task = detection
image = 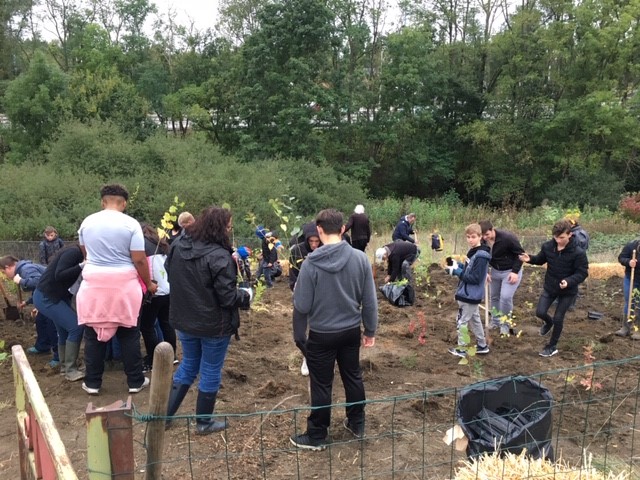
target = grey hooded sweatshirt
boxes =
[293,240,378,337]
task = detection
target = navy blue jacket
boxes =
[392,216,415,243]
[527,237,588,296]
[454,246,491,305]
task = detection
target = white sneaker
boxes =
[82,382,100,395]
[128,377,150,394]
[300,358,309,376]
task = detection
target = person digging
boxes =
[616,239,640,339]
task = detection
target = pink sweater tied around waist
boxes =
[76,265,143,342]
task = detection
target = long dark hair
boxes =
[141,223,169,255]
[188,206,232,249]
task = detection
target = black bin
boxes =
[457,376,554,461]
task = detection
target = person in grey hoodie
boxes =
[290,209,378,451]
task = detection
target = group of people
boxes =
[6,195,640,452]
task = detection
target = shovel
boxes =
[0,279,20,321]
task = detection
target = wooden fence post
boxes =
[145,342,174,480]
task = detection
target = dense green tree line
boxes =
[1,0,638,219]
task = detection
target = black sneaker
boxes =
[539,322,552,336]
[290,433,327,451]
[343,418,364,438]
[539,345,558,357]
[475,344,490,355]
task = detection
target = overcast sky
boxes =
[152,0,220,32]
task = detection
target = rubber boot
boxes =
[615,319,632,337]
[631,324,640,341]
[64,341,85,382]
[195,390,227,435]
[165,383,190,430]
[58,344,66,376]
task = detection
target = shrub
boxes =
[619,193,640,223]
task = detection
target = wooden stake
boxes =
[627,250,637,325]
[484,280,490,328]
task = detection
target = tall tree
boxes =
[238,0,335,158]
[4,51,70,159]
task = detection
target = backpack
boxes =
[571,226,589,251]
[431,233,443,252]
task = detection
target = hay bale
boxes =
[454,450,628,480]
[589,263,624,280]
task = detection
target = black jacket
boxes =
[261,238,279,264]
[345,213,371,242]
[488,229,524,273]
[386,241,418,281]
[36,245,84,303]
[527,237,588,296]
[618,239,640,278]
[166,234,250,338]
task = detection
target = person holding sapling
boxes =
[519,219,589,357]
[616,238,640,339]
[445,224,491,358]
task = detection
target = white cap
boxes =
[354,204,365,214]
[375,247,387,264]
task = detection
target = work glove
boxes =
[239,287,253,310]
[445,260,462,276]
[240,287,253,302]
[13,274,22,285]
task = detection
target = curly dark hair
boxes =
[188,206,232,249]
[100,184,129,201]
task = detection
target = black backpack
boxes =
[431,233,443,252]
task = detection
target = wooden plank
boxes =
[12,345,79,480]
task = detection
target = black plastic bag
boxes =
[456,376,554,461]
[379,283,415,307]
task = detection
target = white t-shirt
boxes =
[78,209,144,268]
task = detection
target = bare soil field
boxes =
[0,262,639,479]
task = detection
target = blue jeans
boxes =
[536,290,576,348]
[33,289,84,344]
[173,331,231,393]
[256,261,275,287]
[623,275,640,318]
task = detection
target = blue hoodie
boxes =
[15,260,46,292]
[293,241,378,337]
[453,246,491,305]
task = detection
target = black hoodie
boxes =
[166,234,250,338]
[288,223,321,290]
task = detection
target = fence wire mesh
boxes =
[128,356,640,480]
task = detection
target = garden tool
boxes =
[0,279,20,321]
